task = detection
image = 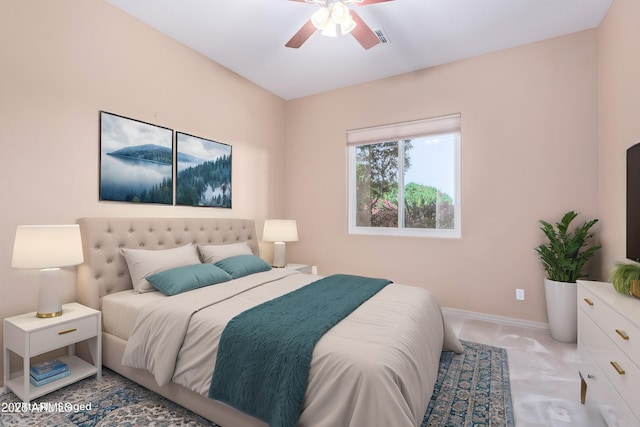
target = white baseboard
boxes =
[442,307,549,330]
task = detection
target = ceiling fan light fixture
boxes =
[286,0,392,49]
[321,17,338,37]
[331,2,350,23]
[331,1,356,34]
[340,14,357,34]
[311,6,330,30]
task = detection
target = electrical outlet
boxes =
[516,289,525,301]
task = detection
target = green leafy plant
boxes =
[535,211,601,283]
[610,262,640,295]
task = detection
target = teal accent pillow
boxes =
[146,263,232,296]
[215,255,271,279]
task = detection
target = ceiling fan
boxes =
[285,0,394,50]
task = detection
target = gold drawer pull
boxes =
[58,328,77,335]
[615,329,630,341]
[583,298,594,306]
[610,361,625,375]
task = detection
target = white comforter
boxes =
[122,269,462,427]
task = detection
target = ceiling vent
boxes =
[373,28,390,45]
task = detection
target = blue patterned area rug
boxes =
[1,340,513,427]
[423,340,514,427]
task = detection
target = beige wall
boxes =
[597,0,640,275]
[0,0,286,380]
[285,30,600,323]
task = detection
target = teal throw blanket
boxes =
[208,274,391,427]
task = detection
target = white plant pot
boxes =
[544,278,577,343]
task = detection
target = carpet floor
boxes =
[1,340,513,426]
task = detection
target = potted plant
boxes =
[535,211,601,342]
[610,262,640,298]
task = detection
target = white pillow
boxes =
[198,242,253,264]
[121,244,201,293]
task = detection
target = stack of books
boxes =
[29,359,70,387]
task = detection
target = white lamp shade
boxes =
[12,224,84,269]
[263,220,298,243]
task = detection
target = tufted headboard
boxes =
[76,217,260,310]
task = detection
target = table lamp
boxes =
[263,219,298,268]
[11,224,84,318]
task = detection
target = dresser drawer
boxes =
[29,315,98,355]
[578,350,639,427]
[579,309,640,421]
[579,286,640,365]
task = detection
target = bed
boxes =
[76,217,462,427]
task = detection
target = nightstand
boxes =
[3,302,101,403]
[287,263,314,274]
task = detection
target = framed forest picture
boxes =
[176,132,232,208]
[99,111,174,204]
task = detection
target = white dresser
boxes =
[577,280,640,427]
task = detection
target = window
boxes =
[347,114,461,238]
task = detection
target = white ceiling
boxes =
[106,0,612,100]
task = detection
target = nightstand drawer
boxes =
[29,316,97,355]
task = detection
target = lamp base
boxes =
[272,242,287,268]
[36,268,63,319]
[36,310,63,319]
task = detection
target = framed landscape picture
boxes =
[176,132,232,208]
[99,111,174,204]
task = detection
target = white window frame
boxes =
[347,114,461,238]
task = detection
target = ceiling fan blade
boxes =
[285,19,317,48]
[351,0,394,5]
[349,10,380,49]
